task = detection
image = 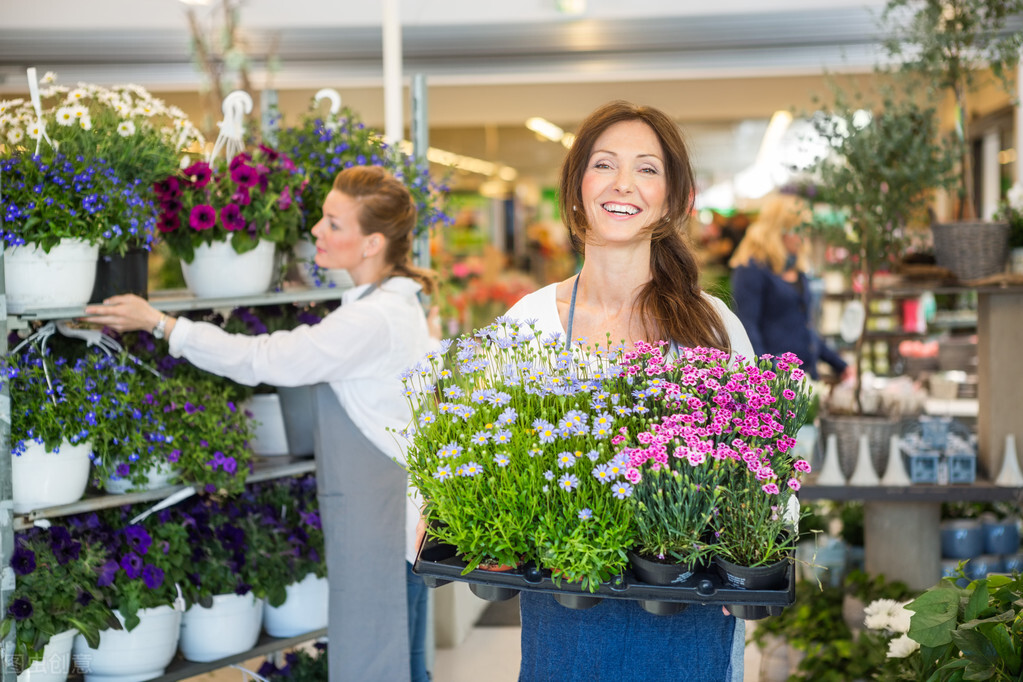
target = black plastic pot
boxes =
[89,248,149,303]
[469,583,519,602]
[553,592,602,610]
[628,551,705,586]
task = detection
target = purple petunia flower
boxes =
[220,203,246,231]
[75,589,94,606]
[189,204,217,231]
[142,564,165,590]
[278,186,293,210]
[11,546,35,576]
[7,598,33,621]
[124,525,152,555]
[154,176,181,200]
[120,552,143,579]
[183,161,213,188]
[231,163,259,188]
[97,559,119,587]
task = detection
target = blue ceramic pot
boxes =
[965,554,1004,581]
[940,519,983,559]
[980,516,1021,555]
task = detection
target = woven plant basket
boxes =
[932,221,1009,282]
[819,415,901,480]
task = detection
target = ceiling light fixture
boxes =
[526,117,565,144]
[397,141,517,180]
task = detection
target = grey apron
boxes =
[312,279,411,680]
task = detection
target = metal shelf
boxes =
[13,457,316,530]
[800,481,1022,503]
[7,284,348,321]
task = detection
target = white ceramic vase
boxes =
[244,393,290,456]
[263,573,329,638]
[4,238,99,312]
[71,605,182,682]
[849,433,880,486]
[16,629,76,682]
[180,239,275,298]
[11,440,92,514]
[178,592,264,662]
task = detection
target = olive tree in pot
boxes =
[800,82,955,473]
[883,0,1023,280]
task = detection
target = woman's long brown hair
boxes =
[559,100,730,352]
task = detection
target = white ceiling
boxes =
[0,0,890,190]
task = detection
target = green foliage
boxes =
[1,527,120,668]
[258,642,328,682]
[631,464,724,564]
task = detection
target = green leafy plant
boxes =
[801,82,955,413]
[257,642,328,682]
[902,569,1023,681]
[1,526,120,668]
[883,0,1023,219]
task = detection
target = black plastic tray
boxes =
[413,541,796,619]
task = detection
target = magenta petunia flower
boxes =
[183,161,213,187]
[231,162,258,188]
[229,152,252,171]
[233,188,252,206]
[153,177,181,200]
[189,204,216,231]
[278,186,293,211]
[220,203,245,231]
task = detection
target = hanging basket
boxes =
[4,238,99,312]
[932,221,1009,282]
[180,239,275,298]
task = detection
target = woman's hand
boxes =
[83,294,170,336]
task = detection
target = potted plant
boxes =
[153,143,307,298]
[273,97,450,287]
[882,0,1023,280]
[257,641,329,682]
[1,525,120,672]
[801,82,955,469]
[0,72,203,302]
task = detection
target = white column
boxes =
[981,129,1001,220]
[1017,51,1023,183]
[382,0,403,145]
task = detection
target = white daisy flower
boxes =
[67,88,88,102]
[40,71,57,84]
[27,123,43,140]
[0,98,24,115]
[886,634,920,659]
[69,103,88,119]
[117,120,136,137]
[55,106,76,126]
[7,128,24,144]
[78,115,92,131]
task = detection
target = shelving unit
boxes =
[1,284,345,682]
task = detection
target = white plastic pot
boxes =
[244,393,290,456]
[72,605,182,682]
[178,592,263,662]
[180,239,275,299]
[12,440,92,514]
[16,629,76,682]
[103,461,178,494]
[263,573,329,637]
[4,238,99,312]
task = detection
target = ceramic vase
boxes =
[814,434,846,486]
[848,433,880,486]
[180,239,275,299]
[71,605,182,682]
[11,440,92,514]
[880,435,911,486]
[178,592,263,662]
[4,238,99,312]
[244,393,290,456]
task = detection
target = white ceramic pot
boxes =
[11,440,92,514]
[263,573,329,638]
[4,239,99,313]
[292,238,354,289]
[16,629,76,682]
[178,592,263,662]
[103,461,178,494]
[180,239,275,299]
[244,393,290,456]
[1011,247,1023,274]
[72,605,182,682]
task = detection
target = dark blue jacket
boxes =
[730,261,846,380]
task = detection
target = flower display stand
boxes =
[414,540,795,621]
[71,605,182,682]
[178,593,263,662]
[15,629,76,682]
[4,239,99,313]
[180,239,275,299]
[11,440,92,514]
[262,573,328,637]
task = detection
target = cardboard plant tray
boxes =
[413,541,795,618]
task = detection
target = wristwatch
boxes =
[152,313,168,340]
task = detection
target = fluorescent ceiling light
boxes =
[178,0,215,5]
[397,140,516,180]
[526,117,565,143]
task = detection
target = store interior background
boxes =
[3,2,1019,680]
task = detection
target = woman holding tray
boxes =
[86,165,438,682]
[505,101,755,681]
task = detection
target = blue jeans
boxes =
[407,562,431,682]
[518,592,742,681]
